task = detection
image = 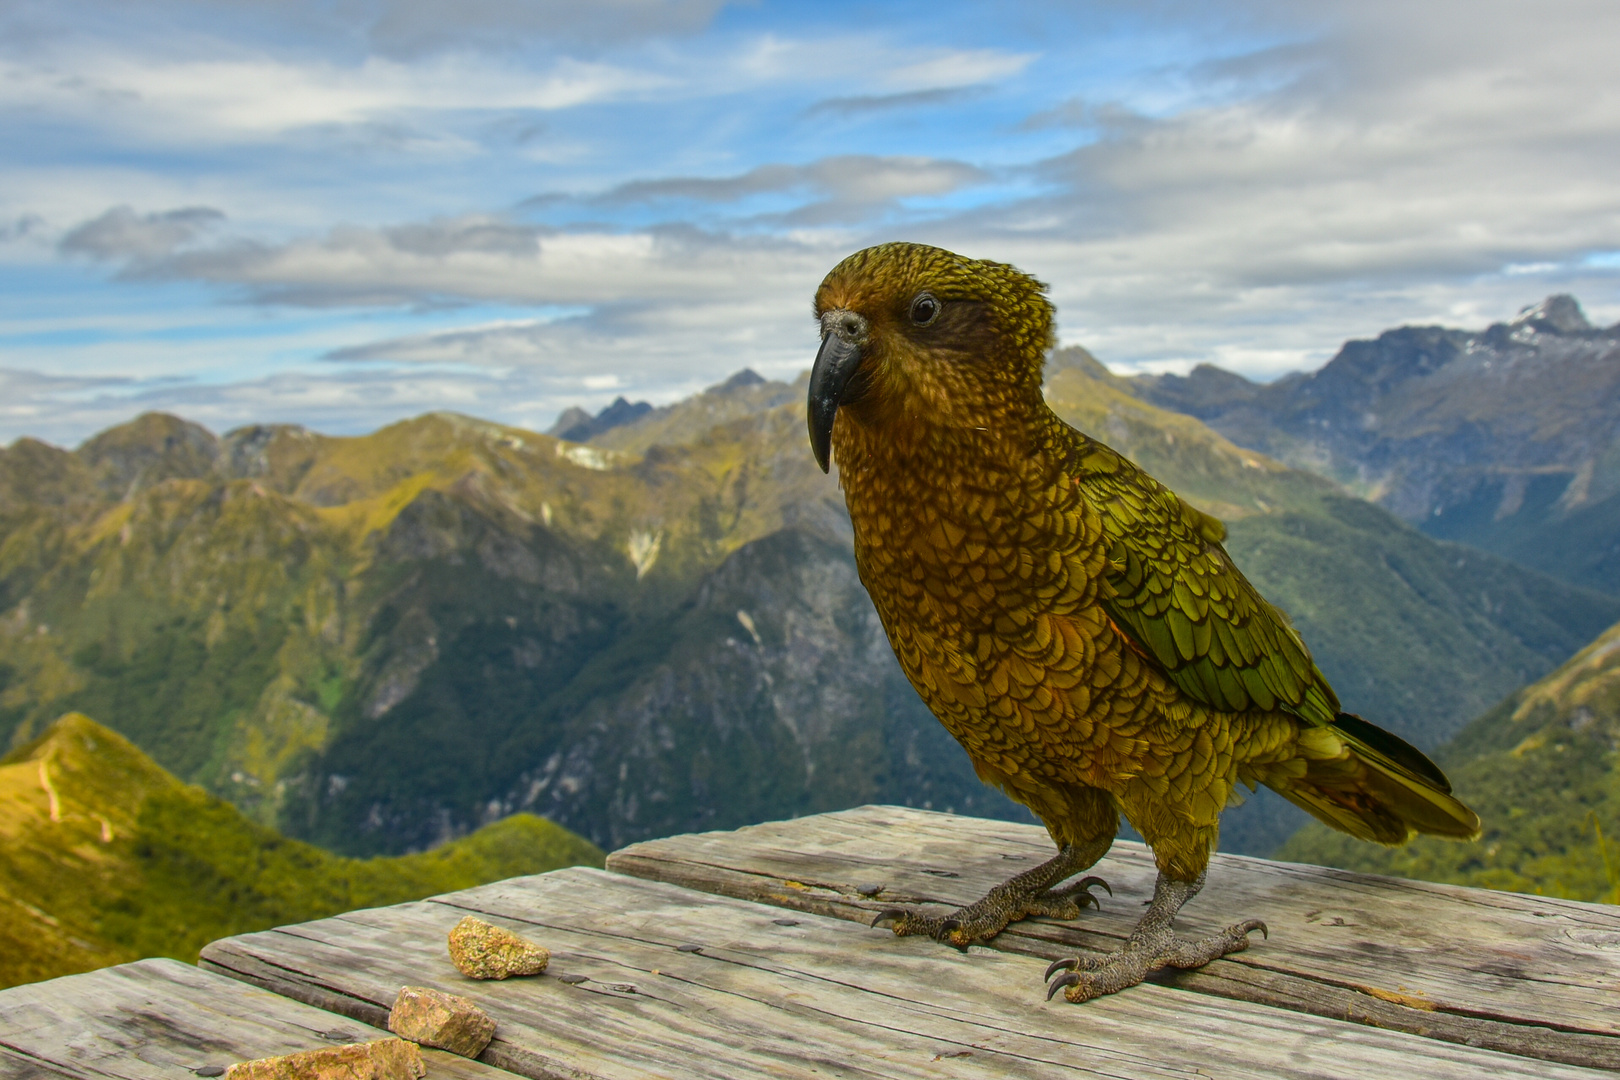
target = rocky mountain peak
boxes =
[709,368,766,394]
[547,397,654,443]
[74,412,221,498]
[546,407,592,438]
[1509,294,1591,335]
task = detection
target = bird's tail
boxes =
[1267,712,1481,845]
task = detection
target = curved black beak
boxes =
[808,312,866,473]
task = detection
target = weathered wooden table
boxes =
[4,807,1618,1079]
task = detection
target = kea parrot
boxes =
[806,242,1481,1003]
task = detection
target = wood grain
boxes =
[201,864,1610,1080]
[0,959,506,1080]
[606,804,1620,1070]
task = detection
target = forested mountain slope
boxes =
[2,361,1613,859]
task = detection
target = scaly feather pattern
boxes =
[1057,431,1342,729]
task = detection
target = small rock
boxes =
[388,985,496,1058]
[195,1068,225,1077]
[855,883,884,897]
[224,1038,423,1080]
[674,943,703,953]
[447,915,550,980]
[772,919,800,927]
[557,974,588,985]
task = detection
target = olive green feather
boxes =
[1063,435,1341,728]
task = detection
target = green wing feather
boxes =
[1058,428,1340,728]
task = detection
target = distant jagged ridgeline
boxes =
[0,357,1615,870]
[0,712,602,989]
[1129,295,1620,596]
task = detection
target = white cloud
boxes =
[0,0,734,58]
[0,52,668,144]
[59,205,225,261]
[732,33,1035,95]
[882,49,1036,92]
[5,0,1620,444]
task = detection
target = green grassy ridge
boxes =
[0,712,603,990]
[1277,619,1620,902]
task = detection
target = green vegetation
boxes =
[1278,619,1620,902]
[2,371,1615,860]
[0,712,602,989]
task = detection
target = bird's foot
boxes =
[1043,918,1265,1002]
[872,874,1109,948]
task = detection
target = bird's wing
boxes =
[1059,431,1340,727]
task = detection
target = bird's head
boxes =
[808,242,1054,473]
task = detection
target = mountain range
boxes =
[1132,295,1620,595]
[3,323,1616,861]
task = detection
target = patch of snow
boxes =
[627,528,663,579]
[557,443,617,471]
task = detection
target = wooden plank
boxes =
[0,1048,78,1080]
[200,865,1608,1080]
[0,958,509,1080]
[606,805,1620,1071]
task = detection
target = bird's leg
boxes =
[1043,870,1265,1003]
[871,843,1110,948]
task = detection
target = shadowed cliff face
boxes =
[2,359,1616,858]
[1131,296,1620,595]
[491,528,1029,852]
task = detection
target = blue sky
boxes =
[3,0,1619,445]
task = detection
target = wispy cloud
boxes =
[805,86,986,119]
[3,0,1619,444]
[60,205,226,262]
[0,53,670,145]
[595,154,991,226]
[0,0,735,58]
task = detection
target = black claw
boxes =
[1253,920,1269,941]
[1046,971,1081,1001]
[1080,875,1111,897]
[1043,956,1078,980]
[937,917,961,936]
[871,908,906,929]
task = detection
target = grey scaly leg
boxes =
[871,842,1110,948]
[1044,870,1266,1002]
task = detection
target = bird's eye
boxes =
[909,293,941,326]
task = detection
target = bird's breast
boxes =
[839,437,1098,639]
